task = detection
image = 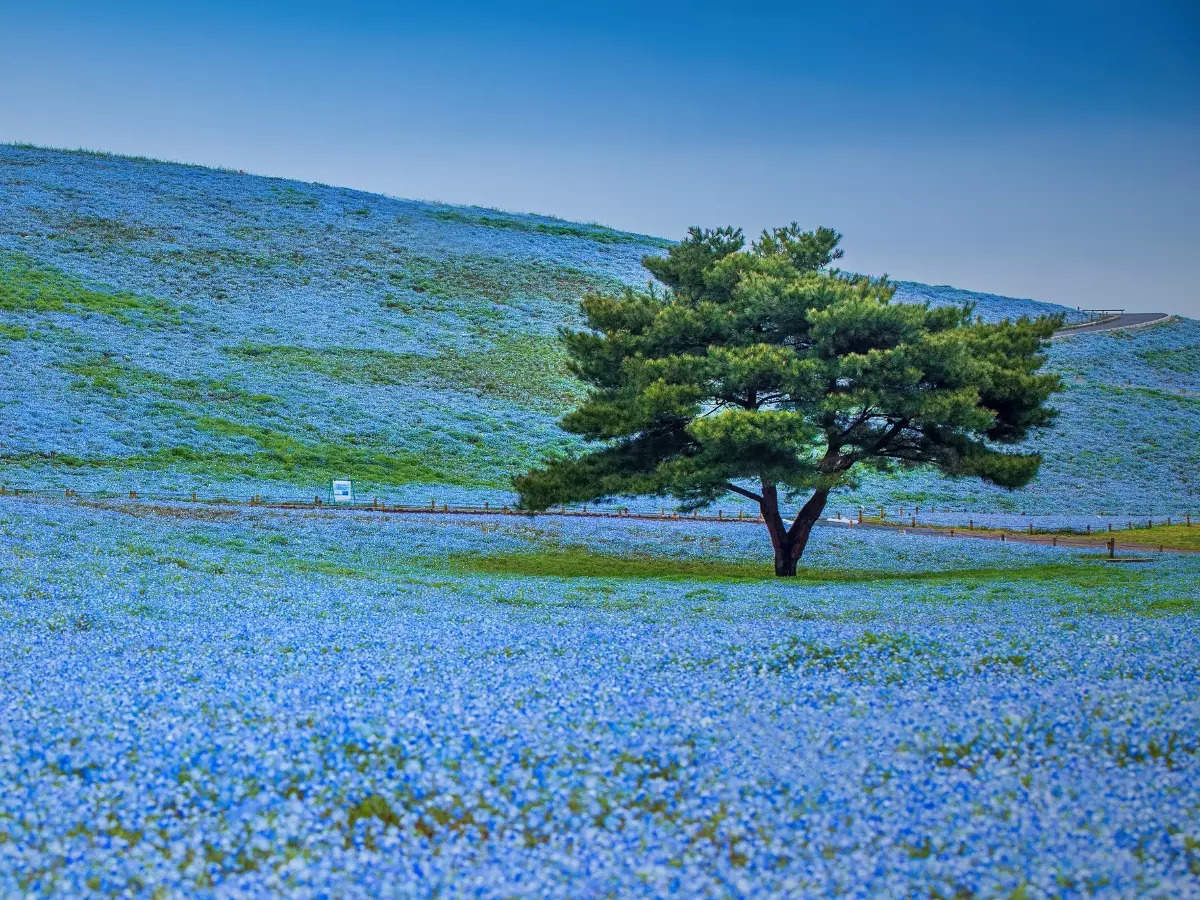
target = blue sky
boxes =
[2,1,1198,315]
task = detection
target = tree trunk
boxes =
[774,550,799,577]
[761,483,831,577]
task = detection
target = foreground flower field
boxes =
[2,497,1198,895]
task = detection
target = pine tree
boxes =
[515,225,1062,576]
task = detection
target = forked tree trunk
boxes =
[761,485,831,577]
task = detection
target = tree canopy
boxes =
[515,224,1062,575]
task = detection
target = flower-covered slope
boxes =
[1,143,1196,513]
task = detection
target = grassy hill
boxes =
[2,144,1197,514]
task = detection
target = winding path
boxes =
[1054,312,1171,337]
[2,491,1195,557]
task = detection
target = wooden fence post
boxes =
[858,507,863,523]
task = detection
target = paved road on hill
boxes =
[1055,312,1170,336]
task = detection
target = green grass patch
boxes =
[446,546,1125,585]
[140,414,462,486]
[0,409,476,487]
[764,631,952,682]
[62,357,128,394]
[271,185,320,208]
[1141,597,1200,616]
[861,517,1200,552]
[290,558,367,578]
[228,224,271,241]
[1094,382,1200,410]
[0,253,175,323]
[149,247,305,270]
[384,251,625,309]
[0,389,536,488]
[1,441,461,489]
[0,323,28,340]
[59,355,276,407]
[431,208,671,247]
[1137,345,1200,375]
[224,344,411,384]
[226,333,582,408]
[50,215,158,244]
[1052,523,1200,552]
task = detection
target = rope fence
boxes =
[1,485,1195,555]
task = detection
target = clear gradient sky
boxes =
[2,1,1198,316]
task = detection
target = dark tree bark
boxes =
[760,482,831,577]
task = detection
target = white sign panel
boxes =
[331,479,354,504]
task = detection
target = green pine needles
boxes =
[515,224,1063,576]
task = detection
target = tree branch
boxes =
[833,407,873,442]
[724,482,764,503]
[840,417,910,468]
[874,418,909,451]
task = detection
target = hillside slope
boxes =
[1,144,1197,514]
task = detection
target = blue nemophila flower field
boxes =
[1,496,1198,895]
[2,144,1198,517]
[2,143,1198,895]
